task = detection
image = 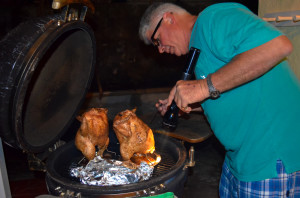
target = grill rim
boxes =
[46,133,187,194]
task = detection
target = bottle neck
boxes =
[169,100,179,113]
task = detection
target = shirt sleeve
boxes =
[199,5,283,62]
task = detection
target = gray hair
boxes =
[139,3,189,45]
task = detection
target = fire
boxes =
[130,151,161,166]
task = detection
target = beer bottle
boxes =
[162,47,200,131]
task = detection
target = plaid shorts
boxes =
[219,160,300,198]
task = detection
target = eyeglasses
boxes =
[151,18,163,47]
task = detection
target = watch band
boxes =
[206,74,220,99]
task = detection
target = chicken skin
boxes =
[113,109,155,161]
[75,108,109,160]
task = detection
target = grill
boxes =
[46,132,188,197]
[0,2,189,197]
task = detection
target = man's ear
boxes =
[163,12,175,24]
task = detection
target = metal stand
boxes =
[0,138,12,198]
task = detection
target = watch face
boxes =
[211,91,220,98]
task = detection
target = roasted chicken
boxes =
[113,109,155,161]
[75,108,109,160]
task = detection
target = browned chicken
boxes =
[75,108,109,160]
[113,109,155,161]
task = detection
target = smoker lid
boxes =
[0,15,96,153]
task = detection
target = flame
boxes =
[154,152,162,165]
[130,151,161,166]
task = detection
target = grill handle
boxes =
[52,0,95,22]
[185,146,195,168]
[52,0,95,13]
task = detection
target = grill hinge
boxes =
[27,140,66,172]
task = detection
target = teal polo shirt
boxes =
[190,3,300,181]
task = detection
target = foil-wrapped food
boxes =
[71,108,159,186]
[70,156,154,186]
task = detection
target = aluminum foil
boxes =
[70,156,154,186]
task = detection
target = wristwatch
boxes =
[206,74,220,99]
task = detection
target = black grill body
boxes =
[46,133,188,197]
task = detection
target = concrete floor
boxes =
[4,89,225,198]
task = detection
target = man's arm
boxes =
[212,35,293,93]
[169,35,293,111]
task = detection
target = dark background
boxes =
[0,0,258,92]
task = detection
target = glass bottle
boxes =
[162,47,200,131]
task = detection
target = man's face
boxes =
[148,15,189,56]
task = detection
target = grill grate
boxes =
[152,151,176,177]
[46,132,187,197]
[66,148,177,183]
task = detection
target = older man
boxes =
[139,2,300,197]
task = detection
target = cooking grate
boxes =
[152,151,176,177]
[66,147,177,184]
[46,132,187,197]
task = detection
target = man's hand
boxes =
[155,79,209,115]
[155,99,169,116]
[168,79,209,113]
[156,97,204,116]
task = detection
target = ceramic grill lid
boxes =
[0,8,96,153]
